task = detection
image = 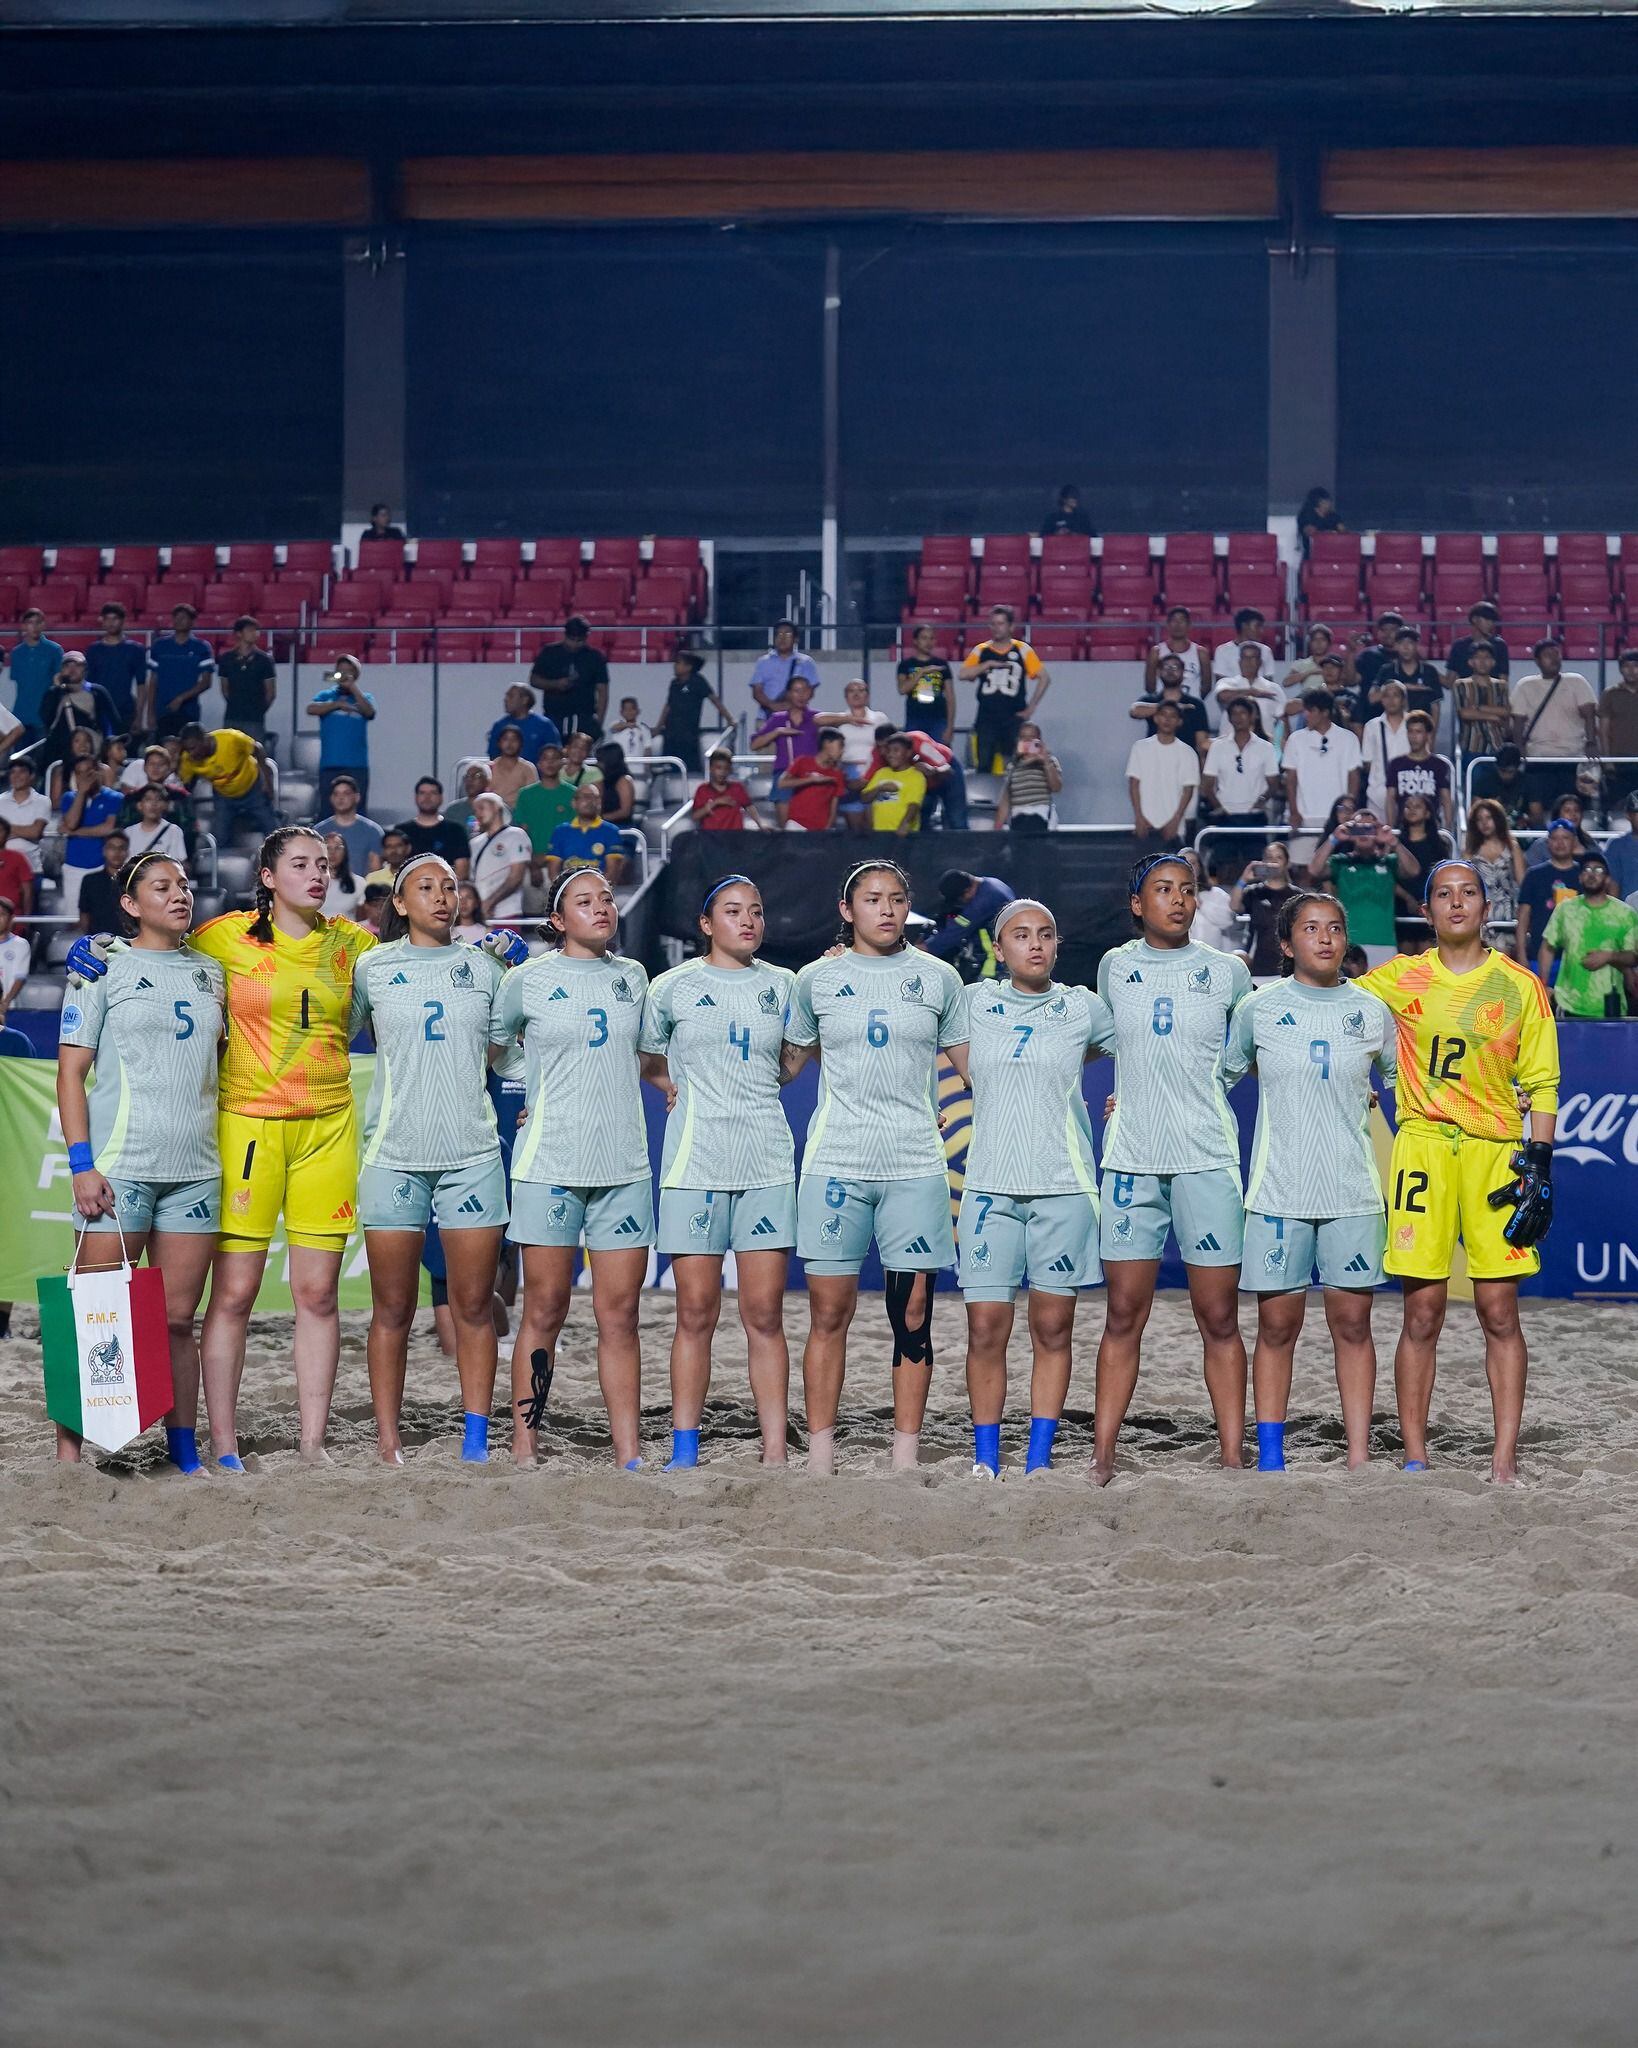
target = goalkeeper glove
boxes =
[65,933,124,987]
[1487,1140,1554,1250]
[468,927,529,969]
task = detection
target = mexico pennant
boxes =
[37,1237,173,1454]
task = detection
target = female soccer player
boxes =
[190,826,376,1467]
[498,869,653,1469]
[351,855,514,1466]
[1092,852,1253,1484]
[1358,860,1560,1483]
[1224,893,1395,1472]
[56,853,227,1470]
[783,860,965,1473]
[639,874,796,1468]
[945,899,1114,1478]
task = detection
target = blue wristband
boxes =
[68,1142,94,1174]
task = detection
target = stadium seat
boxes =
[977,569,1031,612]
[1026,628,1081,662]
[572,574,630,619]
[912,565,969,608]
[1367,567,1423,611]
[979,533,1032,569]
[226,543,277,576]
[1560,567,1614,609]
[357,537,406,577]
[531,538,584,576]
[1371,531,1425,569]
[107,545,159,581]
[307,632,371,665]
[1226,572,1285,615]
[26,580,79,614]
[282,541,336,575]
[86,578,146,615]
[165,544,218,580]
[592,537,642,574]
[378,602,438,630]
[1159,570,1219,614]
[902,599,965,628]
[460,577,511,618]
[1304,567,1361,613]
[0,546,44,580]
[412,538,465,575]
[471,537,524,576]
[51,546,102,581]
[1099,534,1153,575]
[1086,627,1149,661]
[0,587,18,622]
[374,627,429,662]
[154,575,204,612]
[1495,533,1546,572]
[1039,535,1092,573]
[1306,532,1361,573]
[648,536,701,569]
[631,572,693,615]
[1496,567,1550,611]
[1165,533,1220,573]
[509,575,571,618]
[1100,571,1157,620]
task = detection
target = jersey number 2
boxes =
[423,1000,446,1042]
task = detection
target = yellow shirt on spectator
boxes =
[862,763,928,833]
[190,729,260,801]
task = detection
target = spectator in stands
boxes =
[888,722,966,830]
[1511,640,1597,773]
[1444,600,1510,683]
[57,759,123,917]
[896,624,956,744]
[143,604,216,738]
[923,871,1014,979]
[1468,740,1539,833]
[321,834,362,922]
[1187,850,1238,952]
[961,608,1050,771]
[1145,608,1208,694]
[0,694,21,777]
[749,620,822,712]
[359,881,393,935]
[1600,649,1638,777]
[1607,789,1638,901]
[178,723,278,844]
[514,744,574,871]
[1211,608,1274,685]
[366,827,414,890]
[1347,612,1406,697]
[1539,853,1638,1018]
[594,743,636,828]
[607,697,656,758]
[1233,840,1299,978]
[818,677,894,794]
[367,503,406,543]
[1284,688,1363,845]
[1210,639,1285,734]
[123,783,187,866]
[560,729,604,794]
[1514,818,1585,967]
[0,896,30,1018]
[1383,710,1454,832]
[689,747,759,832]
[486,722,539,807]
[7,610,63,744]
[217,617,278,742]
[396,777,471,875]
[778,729,848,833]
[315,772,385,875]
[531,616,608,740]
[1369,626,1443,720]
[0,758,51,880]
[1126,698,1199,849]
[861,732,927,837]
[994,721,1061,834]
[445,759,491,835]
[1524,793,1596,870]
[1452,639,1511,758]
[39,653,119,776]
[1309,803,1411,965]
[306,653,377,815]
[1201,694,1280,834]
[1464,798,1526,932]
[654,650,727,775]
[48,728,100,809]
[752,674,822,825]
[1296,487,1344,550]
[453,882,486,944]
[1318,653,1362,731]
[77,829,131,937]
[487,683,560,764]
[1041,484,1093,538]
[1132,654,1212,759]
[547,780,628,884]
[119,741,182,800]
[0,820,35,922]
[469,793,534,921]
[1393,794,1453,917]
[1281,623,1337,703]
[85,603,147,734]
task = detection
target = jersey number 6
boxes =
[867,1007,890,1048]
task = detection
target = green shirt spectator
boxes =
[1539,858,1638,1018]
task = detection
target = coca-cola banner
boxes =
[1544,1022,1638,1298]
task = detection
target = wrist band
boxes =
[68,1142,94,1174]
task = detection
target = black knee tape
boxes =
[884,1269,934,1370]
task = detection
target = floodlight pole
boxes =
[821,237,841,651]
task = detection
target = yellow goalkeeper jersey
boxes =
[1356,947,1559,1143]
[191,912,375,1119]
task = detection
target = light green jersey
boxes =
[59,946,226,1182]
[1096,939,1252,1176]
[639,958,796,1190]
[956,979,1115,1197]
[786,949,965,1182]
[1224,979,1396,1220]
[497,951,650,1188]
[350,940,511,1173]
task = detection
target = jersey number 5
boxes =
[173,999,194,1041]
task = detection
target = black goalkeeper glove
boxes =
[1487,1140,1554,1250]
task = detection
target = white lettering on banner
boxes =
[1574,1243,1638,1285]
[36,1153,72,1192]
[1554,1093,1638,1168]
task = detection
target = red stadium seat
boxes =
[0,546,44,580]
[471,537,524,575]
[902,599,965,627]
[1226,573,1285,614]
[1367,567,1423,611]
[572,574,630,619]
[0,586,18,623]
[209,576,262,617]
[412,539,465,575]
[1560,568,1614,608]
[1371,531,1425,569]
[976,569,1031,611]
[435,633,486,662]
[460,578,511,618]
[1495,533,1546,572]
[51,546,102,581]
[282,541,336,575]
[165,544,218,580]
[86,579,146,615]
[107,545,159,580]
[631,573,693,614]
[378,603,439,630]
[1304,568,1361,612]
[648,536,701,570]
[1026,629,1082,662]
[1039,535,1092,573]
[1100,534,1153,575]
[508,577,571,619]
[1085,626,1148,661]
[1165,532,1220,573]
[591,537,642,573]
[1100,571,1157,620]
[531,538,584,576]
[912,565,969,607]
[306,632,371,665]
[1496,567,1550,610]
[1159,570,1219,614]
[1307,532,1361,572]
[25,580,79,614]
[227,543,277,576]
[154,575,203,612]
[356,537,406,578]
[374,628,429,663]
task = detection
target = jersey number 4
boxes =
[729,1022,751,1061]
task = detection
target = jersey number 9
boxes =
[1309,1037,1330,1079]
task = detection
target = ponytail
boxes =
[248,825,326,944]
[835,859,911,950]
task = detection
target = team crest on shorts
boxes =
[392,1178,416,1210]
[757,984,780,1014]
[820,1212,844,1246]
[689,1207,712,1239]
[230,1186,252,1216]
[450,959,475,989]
[547,1198,571,1228]
[1263,1242,1287,1273]
[968,1239,991,1269]
[1395,1223,1416,1250]
[900,973,925,1001]
[610,975,634,1004]
[1343,1009,1367,1039]
[1113,1215,1133,1244]
[118,1186,144,1213]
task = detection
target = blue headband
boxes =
[1422,857,1488,906]
[700,872,755,915]
[1129,852,1193,895]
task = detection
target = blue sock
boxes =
[164,1426,201,1475]
[1025,1416,1060,1473]
[972,1421,1001,1474]
[623,1457,644,1472]
[1256,1421,1286,1472]
[1403,1459,1427,1472]
[216,1452,245,1473]
[461,1412,489,1463]
[666,1428,700,1470]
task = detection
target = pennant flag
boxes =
[37,1259,173,1453]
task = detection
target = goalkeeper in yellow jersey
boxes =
[1358,860,1559,1483]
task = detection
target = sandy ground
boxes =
[3,1287,1637,2048]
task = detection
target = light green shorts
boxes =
[359,1156,508,1232]
[509,1177,655,1251]
[85,1175,220,1235]
[797,1171,955,1277]
[1099,1166,1244,1266]
[1240,1209,1386,1292]
[957,1187,1101,1301]
[659,1183,797,1256]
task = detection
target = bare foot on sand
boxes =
[376,1442,404,1468]
[1490,1459,1520,1486]
[1090,1458,1116,1487]
[298,1442,333,1468]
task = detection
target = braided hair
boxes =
[248,825,327,944]
[836,859,912,951]
[1274,889,1347,975]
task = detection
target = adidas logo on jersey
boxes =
[1404,998,1423,1017]
[1126,970,1143,984]
[135,976,154,992]
[613,1214,643,1236]
[1194,1233,1221,1253]
[1045,1254,1077,1275]
[1276,1012,1298,1027]
[835,983,856,998]
[750,1215,777,1237]
[548,987,569,1001]
[1343,1253,1372,1274]
[330,1201,355,1223]
[987,1002,1005,1015]
[389,971,409,986]
[902,1236,932,1257]
[455,1193,487,1216]
[695,993,717,1007]
[184,1201,212,1222]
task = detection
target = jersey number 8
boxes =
[1151,996,1173,1037]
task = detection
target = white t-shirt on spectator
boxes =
[1126,734,1200,830]
[1283,723,1362,828]
[0,791,53,872]
[471,824,533,920]
[323,875,363,921]
[1151,641,1204,689]
[1211,673,1285,732]
[125,819,187,863]
[1360,712,1411,814]
[829,709,892,776]
[1191,886,1238,953]
[607,719,656,757]
[1202,731,1279,808]
[0,932,29,997]
[1212,638,1276,682]
[1511,669,1595,759]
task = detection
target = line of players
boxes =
[54,831,1560,1483]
